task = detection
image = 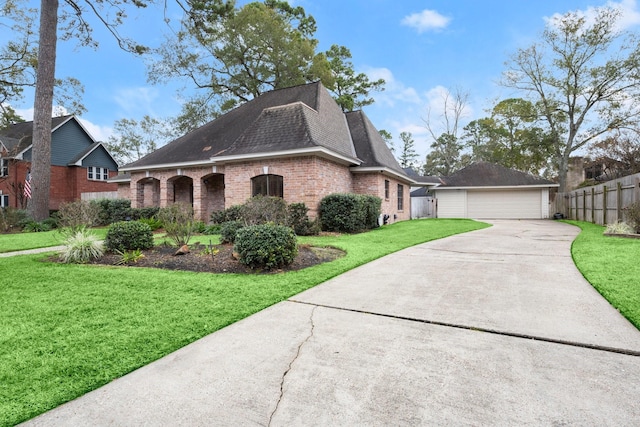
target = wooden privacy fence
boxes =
[556,172,640,225]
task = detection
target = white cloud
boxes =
[113,86,160,117]
[401,9,451,33]
[78,118,114,142]
[423,85,474,135]
[545,0,640,31]
[363,66,422,107]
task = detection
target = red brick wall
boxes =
[0,160,116,210]
[123,157,411,223]
[352,173,411,223]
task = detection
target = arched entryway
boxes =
[135,177,160,208]
[168,175,194,206]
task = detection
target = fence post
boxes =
[603,185,607,225]
[582,190,586,221]
[635,177,640,203]
[617,182,623,222]
[591,187,595,223]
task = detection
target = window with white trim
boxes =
[0,159,7,177]
[87,166,109,181]
[0,194,8,208]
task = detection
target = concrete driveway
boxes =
[23,220,640,426]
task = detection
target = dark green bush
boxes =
[22,220,51,232]
[220,220,244,243]
[287,202,319,236]
[210,204,245,224]
[242,196,288,225]
[104,221,154,253]
[234,224,298,270]
[92,198,132,225]
[319,193,381,233]
[192,221,207,234]
[130,206,160,220]
[203,224,221,235]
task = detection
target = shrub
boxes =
[130,206,160,220]
[623,201,640,233]
[114,249,145,265]
[242,196,288,225]
[156,203,194,247]
[319,193,382,233]
[57,200,101,231]
[59,229,104,263]
[137,216,163,231]
[0,208,29,233]
[202,224,221,235]
[360,195,382,230]
[234,224,298,270]
[92,198,132,225]
[220,220,244,243]
[192,221,207,234]
[605,221,634,235]
[286,202,319,236]
[210,204,245,225]
[104,221,154,253]
[22,220,52,233]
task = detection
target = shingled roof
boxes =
[120,82,412,183]
[346,111,406,176]
[439,162,556,187]
[122,82,362,170]
[0,116,73,157]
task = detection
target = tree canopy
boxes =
[149,0,384,130]
[502,6,640,192]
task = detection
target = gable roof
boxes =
[0,115,92,158]
[68,142,118,167]
[438,162,557,188]
[122,82,361,171]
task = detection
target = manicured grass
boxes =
[0,219,488,426]
[566,220,640,330]
[0,228,109,253]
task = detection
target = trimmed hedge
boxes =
[233,224,298,270]
[104,221,154,253]
[319,193,381,233]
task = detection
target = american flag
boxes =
[24,171,31,199]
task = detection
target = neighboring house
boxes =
[0,115,118,210]
[117,81,414,222]
[433,162,558,219]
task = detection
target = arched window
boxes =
[252,174,283,197]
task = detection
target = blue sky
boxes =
[5,0,640,161]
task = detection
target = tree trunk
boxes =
[28,0,58,221]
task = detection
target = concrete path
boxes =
[22,220,640,426]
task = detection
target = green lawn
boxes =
[566,220,640,330]
[0,228,109,253]
[0,219,488,426]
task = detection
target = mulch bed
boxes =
[81,242,345,274]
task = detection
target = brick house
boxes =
[0,115,118,210]
[117,82,414,223]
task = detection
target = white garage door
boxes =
[435,190,466,218]
[467,190,542,219]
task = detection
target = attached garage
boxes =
[433,162,558,220]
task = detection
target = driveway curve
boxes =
[24,220,640,426]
